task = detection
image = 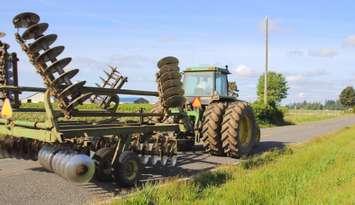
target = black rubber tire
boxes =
[201,102,227,155]
[160,79,183,91]
[112,151,142,187]
[221,101,258,158]
[160,87,184,99]
[163,95,186,108]
[159,64,180,73]
[158,71,181,83]
[157,56,179,68]
[92,147,114,182]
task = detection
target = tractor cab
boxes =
[183,66,232,105]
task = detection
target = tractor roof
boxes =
[184,66,231,74]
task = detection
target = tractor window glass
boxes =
[216,73,228,96]
[183,72,214,96]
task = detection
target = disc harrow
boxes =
[130,132,178,166]
[0,35,20,107]
[13,12,92,117]
[91,66,127,111]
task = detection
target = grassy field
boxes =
[284,109,347,124]
[111,126,355,205]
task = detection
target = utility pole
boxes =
[264,16,269,105]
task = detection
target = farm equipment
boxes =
[0,12,259,187]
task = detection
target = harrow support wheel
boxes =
[221,101,258,158]
[112,151,141,187]
[201,101,227,156]
[93,147,114,182]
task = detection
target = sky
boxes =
[1,0,355,104]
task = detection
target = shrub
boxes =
[252,100,286,125]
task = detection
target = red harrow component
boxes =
[91,66,127,111]
[0,33,20,107]
[12,12,92,117]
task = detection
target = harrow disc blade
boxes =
[0,32,5,38]
[36,46,64,64]
[45,57,72,74]
[58,81,86,98]
[52,69,79,86]
[152,155,160,165]
[171,156,178,166]
[13,12,40,28]
[141,155,151,165]
[161,156,169,166]
[29,34,58,53]
[65,92,93,111]
[21,23,49,40]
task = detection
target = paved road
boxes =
[0,115,354,205]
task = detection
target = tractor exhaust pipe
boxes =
[38,145,95,183]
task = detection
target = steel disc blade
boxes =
[13,12,40,28]
[29,34,57,53]
[161,156,169,166]
[58,81,86,98]
[45,57,72,74]
[63,154,95,183]
[0,32,6,38]
[66,92,93,111]
[36,46,64,64]
[52,69,79,85]
[21,23,48,40]
[171,156,178,166]
[152,155,160,165]
[142,155,151,165]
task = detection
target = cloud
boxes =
[108,55,152,69]
[234,64,258,78]
[298,92,305,98]
[288,50,304,56]
[343,35,355,47]
[308,48,338,58]
[306,68,328,76]
[286,74,304,82]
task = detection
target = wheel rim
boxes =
[238,115,252,148]
[126,160,138,181]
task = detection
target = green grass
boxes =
[284,109,347,124]
[110,126,355,205]
[11,102,153,122]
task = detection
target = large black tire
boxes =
[221,101,258,158]
[156,56,185,108]
[201,102,227,155]
[157,56,179,68]
[92,147,114,182]
[112,151,142,187]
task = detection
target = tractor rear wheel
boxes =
[221,101,258,158]
[201,102,227,155]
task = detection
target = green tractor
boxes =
[154,57,260,158]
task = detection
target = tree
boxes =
[257,71,289,104]
[339,86,355,107]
